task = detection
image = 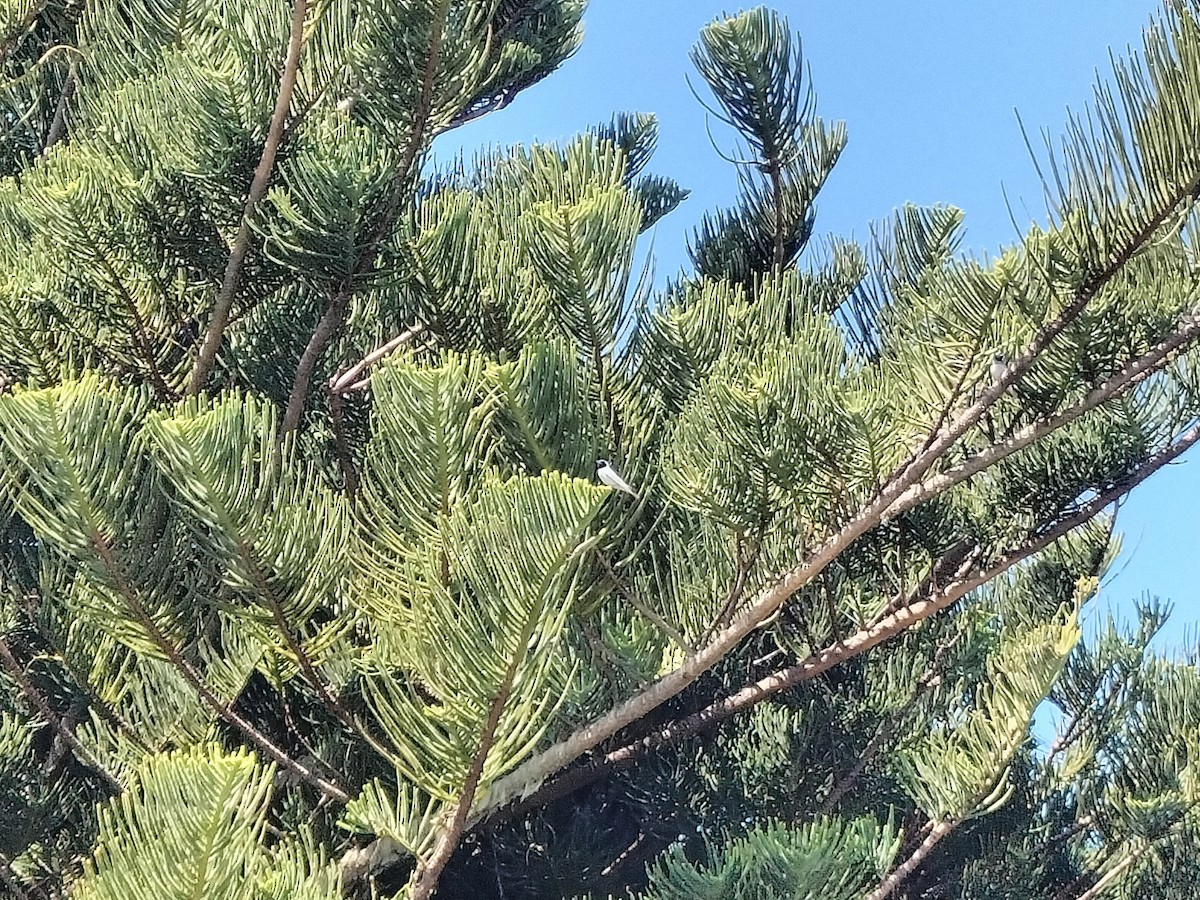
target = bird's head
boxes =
[993,352,1006,363]
[596,458,610,470]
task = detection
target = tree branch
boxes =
[280,0,452,435]
[88,529,349,802]
[865,817,955,900]
[474,181,1200,821]
[0,635,123,794]
[410,619,528,899]
[42,64,74,153]
[188,0,309,395]
[480,418,1200,827]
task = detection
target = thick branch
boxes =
[1074,845,1146,900]
[474,184,1199,820]
[482,418,1200,827]
[865,818,956,900]
[188,0,309,395]
[89,531,349,802]
[410,628,527,898]
[280,0,450,435]
[886,316,1200,523]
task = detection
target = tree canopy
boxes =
[3,1,1200,898]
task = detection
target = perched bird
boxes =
[990,352,1010,384]
[596,459,638,499]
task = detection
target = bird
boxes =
[596,459,638,499]
[989,352,1010,384]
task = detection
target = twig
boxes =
[188,0,310,395]
[42,64,74,153]
[596,552,692,652]
[0,635,123,794]
[329,323,426,395]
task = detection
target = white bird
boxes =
[596,459,638,499]
[990,352,1010,384]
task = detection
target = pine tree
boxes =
[2,1,1200,898]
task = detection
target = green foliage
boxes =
[3,1,1200,899]
[642,817,901,900]
[74,745,341,900]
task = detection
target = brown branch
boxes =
[328,388,359,496]
[473,176,1200,822]
[1074,845,1147,900]
[865,817,956,900]
[0,635,123,794]
[329,323,426,395]
[87,529,349,802]
[188,0,309,395]
[410,629,525,899]
[234,536,396,766]
[281,288,353,434]
[281,0,451,435]
[481,419,1200,828]
[42,64,74,153]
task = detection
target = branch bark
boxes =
[474,181,1200,820]
[280,0,451,435]
[88,529,349,802]
[0,635,123,794]
[187,0,309,395]
[865,818,955,900]
[481,417,1200,827]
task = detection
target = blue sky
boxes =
[434,2,1198,645]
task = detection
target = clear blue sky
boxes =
[434,2,1198,645]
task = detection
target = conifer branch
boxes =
[816,640,951,815]
[234,537,397,765]
[597,551,692,653]
[0,635,123,794]
[476,169,1200,822]
[865,817,955,900]
[87,529,350,802]
[188,0,309,395]
[480,416,1200,827]
[411,616,527,899]
[19,593,152,754]
[888,315,1200,521]
[281,0,451,434]
[0,850,34,900]
[0,0,46,69]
